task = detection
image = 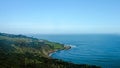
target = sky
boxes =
[0,0,120,34]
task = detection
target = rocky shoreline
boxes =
[48,45,71,58]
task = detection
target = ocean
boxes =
[30,34,120,68]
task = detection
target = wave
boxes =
[49,53,53,56]
[65,44,77,48]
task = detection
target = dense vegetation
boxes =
[0,33,100,68]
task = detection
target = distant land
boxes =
[0,33,100,68]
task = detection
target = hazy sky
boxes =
[0,0,120,34]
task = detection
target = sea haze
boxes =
[29,34,120,68]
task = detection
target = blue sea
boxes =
[30,34,120,68]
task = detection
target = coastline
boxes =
[48,45,71,58]
[0,33,101,68]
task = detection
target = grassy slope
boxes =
[0,33,100,68]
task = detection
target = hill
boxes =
[0,33,100,68]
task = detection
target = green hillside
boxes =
[0,33,100,68]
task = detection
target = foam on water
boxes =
[65,44,77,48]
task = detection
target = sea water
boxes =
[31,34,120,68]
